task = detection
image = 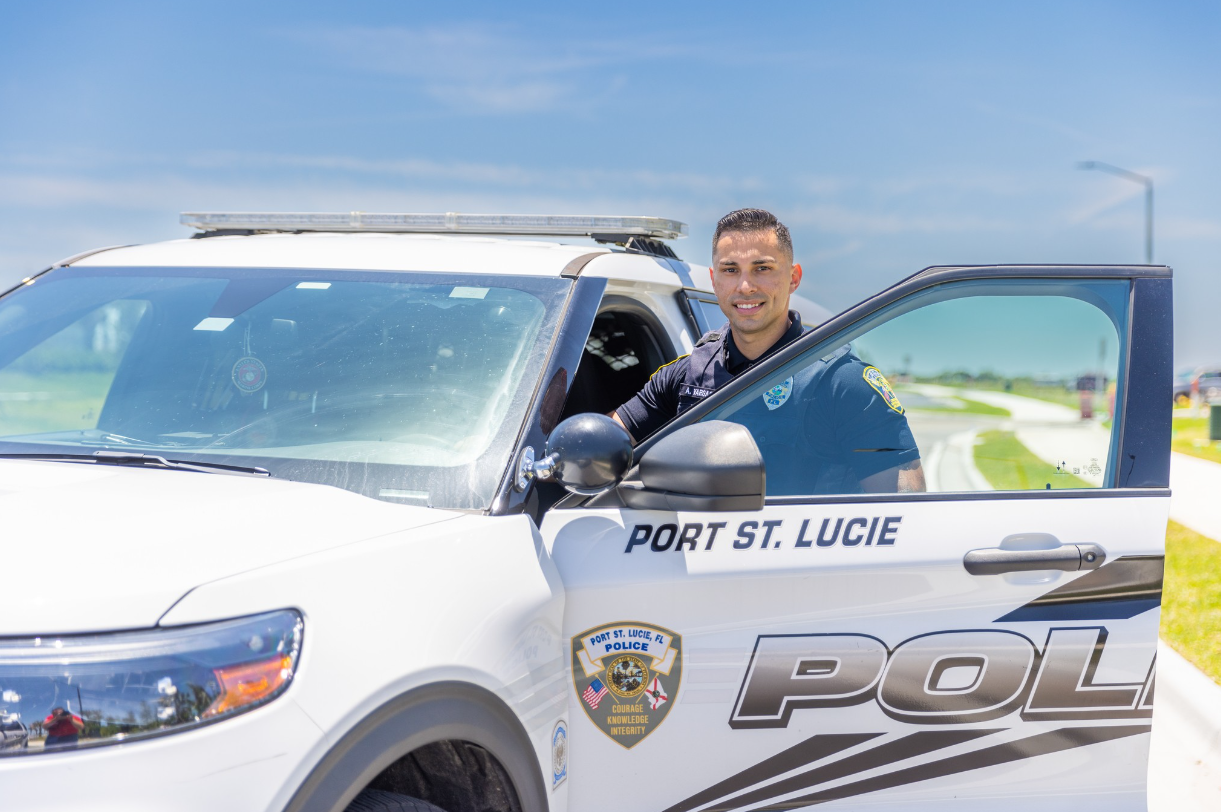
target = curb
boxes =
[1156,640,1221,759]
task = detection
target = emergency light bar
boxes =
[180,212,688,240]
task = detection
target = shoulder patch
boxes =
[650,354,689,381]
[863,366,904,414]
[762,377,794,410]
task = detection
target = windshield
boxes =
[0,266,570,509]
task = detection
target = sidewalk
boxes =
[1169,452,1221,541]
[1149,643,1221,810]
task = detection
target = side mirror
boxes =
[516,413,633,495]
[619,421,764,511]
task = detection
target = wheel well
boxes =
[365,740,521,812]
[283,682,547,812]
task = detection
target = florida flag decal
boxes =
[645,676,668,710]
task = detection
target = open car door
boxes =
[542,265,1171,811]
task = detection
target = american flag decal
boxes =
[582,677,610,710]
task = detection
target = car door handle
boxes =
[963,543,1106,575]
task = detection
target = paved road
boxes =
[902,384,1108,491]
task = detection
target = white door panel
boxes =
[546,495,1166,811]
[545,267,1171,810]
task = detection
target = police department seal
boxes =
[572,621,683,749]
[550,720,567,788]
[607,654,648,698]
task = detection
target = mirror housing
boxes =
[619,421,765,511]
[518,413,633,495]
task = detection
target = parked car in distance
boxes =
[1173,365,1221,405]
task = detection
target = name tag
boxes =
[679,385,713,400]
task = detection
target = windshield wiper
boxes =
[0,451,271,477]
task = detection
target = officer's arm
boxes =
[610,411,637,444]
[860,459,926,493]
[611,357,684,446]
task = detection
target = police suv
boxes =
[0,212,1171,812]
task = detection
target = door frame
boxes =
[576,264,1172,510]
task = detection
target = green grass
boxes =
[973,430,1093,490]
[964,381,1089,411]
[1162,520,1221,683]
[0,370,114,434]
[905,396,1011,417]
[1170,415,1221,465]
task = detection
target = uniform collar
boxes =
[725,310,804,374]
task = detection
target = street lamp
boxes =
[1077,161,1153,264]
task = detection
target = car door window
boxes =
[701,279,1128,495]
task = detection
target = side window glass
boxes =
[702,279,1129,496]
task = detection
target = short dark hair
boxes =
[712,208,793,258]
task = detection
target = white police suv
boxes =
[0,212,1171,812]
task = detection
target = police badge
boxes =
[571,621,682,748]
[762,376,793,410]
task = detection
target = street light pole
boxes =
[1077,161,1154,264]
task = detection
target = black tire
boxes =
[345,789,447,812]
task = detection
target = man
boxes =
[612,208,924,494]
[43,706,84,747]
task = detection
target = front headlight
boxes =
[0,609,302,756]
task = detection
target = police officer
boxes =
[612,208,924,495]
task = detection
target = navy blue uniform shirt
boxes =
[617,316,805,440]
[615,315,918,494]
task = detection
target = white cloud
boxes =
[805,239,864,265]
[284,23,695,114]
[28,149,765,198]
[972,102,1101,147]
[789,203,1015,235]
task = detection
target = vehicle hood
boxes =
[0,459,462,634]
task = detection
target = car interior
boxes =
[559,303,677,423]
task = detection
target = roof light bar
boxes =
[180,212,688,240]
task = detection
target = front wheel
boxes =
[346,789,448,812]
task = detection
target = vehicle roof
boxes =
[70,232,691,283]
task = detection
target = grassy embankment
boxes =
[905,395,1011,417]
[1162,521,1221,683]
[973,430,1092,490]
[973,431,1221,684]
[949,380,1083,410]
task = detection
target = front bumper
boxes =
[0,695,323,812]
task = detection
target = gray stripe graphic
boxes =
[996,556,1163,622]
[660,733,880,812]
[749,724,1150,810]
[700,730,999,812]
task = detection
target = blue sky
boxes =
[1,1,1218,365]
